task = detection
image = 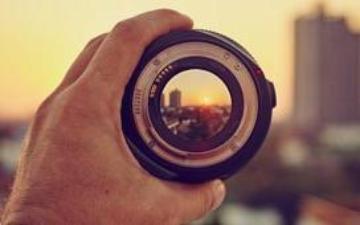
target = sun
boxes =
[201,96,212,106]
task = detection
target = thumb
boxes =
[178,180,226,223]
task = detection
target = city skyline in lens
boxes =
[162,69,231,107]
[1,0,360,121]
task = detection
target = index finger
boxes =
[79,9,193,102]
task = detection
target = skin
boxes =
[1,9,226,225]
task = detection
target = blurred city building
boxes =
[160,93,165,108]
[0,120,26,200]
[169,88,182,108]
[298,196,360,225]
[294,4,360,130]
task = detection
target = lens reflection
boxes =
[161,69,232,142]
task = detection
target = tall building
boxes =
[160,93,165,108]
[294,5,360,129]
[169,89,181,108]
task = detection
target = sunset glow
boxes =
[1,0,360,120]
[163,69,231,107]
[201,97,212,106]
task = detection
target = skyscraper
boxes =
[294,5,360,129]
[169,89,181,108]
[160,93,165,108]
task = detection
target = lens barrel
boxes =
[121,30,276,183]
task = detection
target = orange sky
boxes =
[163,69,231,106]
[1,0,360,121]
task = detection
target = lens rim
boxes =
[121,30,274,183]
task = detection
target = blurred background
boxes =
[0,0,359,224]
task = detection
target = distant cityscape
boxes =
[294,4,360,130]
[161,89,231,141]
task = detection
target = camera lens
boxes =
[121,30,276,183]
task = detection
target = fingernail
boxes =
[211,180,226,211]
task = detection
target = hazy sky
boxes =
[1,0,360,121]
[163,69,231,106]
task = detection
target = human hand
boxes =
[1,9,226,225]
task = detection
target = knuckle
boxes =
[85,33,106,47]
[31,93,60,131]
[48,98,91,132]
[56,87,107,124]
[85,37,99,48]
[58,91,88,116]
[34,95,55,122]
[112,20,143,44]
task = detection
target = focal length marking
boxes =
[150,65,174,98]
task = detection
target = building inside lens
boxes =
[161,70,232,142]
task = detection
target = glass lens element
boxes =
[161,69,232,142]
